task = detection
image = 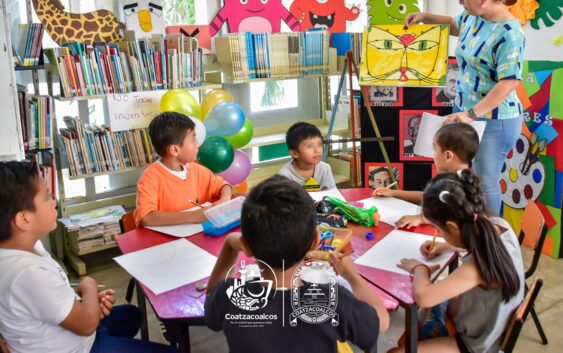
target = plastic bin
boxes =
[204,197,245,227]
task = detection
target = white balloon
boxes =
[189,117,207,146]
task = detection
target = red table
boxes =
[116,188,452,353]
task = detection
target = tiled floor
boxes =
[74,246,563,352]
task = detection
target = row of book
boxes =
[17,86,52,151]
[46,31,204,98]
[27,150,56,199]
[59,116,157,177]
[13,23,45,66]
[215,30,330,82]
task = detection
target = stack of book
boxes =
[58,205,125,254]
[13,23,45,66]
[17,85,52,151]
[215,29,331,82]
[59,116,156,177]
[45,33,203,98]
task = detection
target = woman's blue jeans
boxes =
[453,106,522,214]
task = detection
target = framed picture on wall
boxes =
[399,110,436,161]
[364,86,404,107]
[432,58,459,107]
[364,162,404,190]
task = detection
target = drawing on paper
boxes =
[359,24,449,87]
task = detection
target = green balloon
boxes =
[224,118,254,149]
[197,136,234,173]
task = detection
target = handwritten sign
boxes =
[108,91,166,132]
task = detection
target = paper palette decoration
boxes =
[32,0,123,45]
[360,24,449,87]
[500,134,546,208]
[119,0,166,39]
[289,0,360,32]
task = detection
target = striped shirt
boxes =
[454,12,525,119]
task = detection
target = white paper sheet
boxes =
[145,202,211,237]
[358,197,421,226]
[354,229,453,275]
[114,239,217,295]
[414,112,487,158]
[308,188,347,202]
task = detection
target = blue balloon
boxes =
[204,102,245,136]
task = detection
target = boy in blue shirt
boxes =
[205,175,389,352]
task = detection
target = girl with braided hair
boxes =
[390,169,524,353]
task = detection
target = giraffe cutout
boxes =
[32,0,124,45]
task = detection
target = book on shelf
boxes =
[13,23,45,66]
[17,86,52,151]
[59,116,156,177]
[26,150,56,199]
[44,31,204,98]
[330,32,363,64]
[215,30,332,82]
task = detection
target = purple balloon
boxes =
[216,150,251,185]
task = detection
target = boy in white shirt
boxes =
[0,161,174,353]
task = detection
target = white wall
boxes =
[0,0,24,161]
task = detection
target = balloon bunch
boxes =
[160,89,253,193]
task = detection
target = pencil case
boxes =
[202,219,240,236]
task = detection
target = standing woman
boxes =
[406,0,524,214]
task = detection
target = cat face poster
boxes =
[360,24,449,87]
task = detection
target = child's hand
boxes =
[397,258,440,274]
[420,241,446,259]
[98,289,115,318]
[328,251,358,280]
[372,187,395,197]
[226,232,244,253]
[190,208,209,223]
[395,214,424,229]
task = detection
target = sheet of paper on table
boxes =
[414,112,486,158]
[114,238,216,295]
[354,229,453,275]
[308,188,347,202]
[358,196,421,226]
[145,202,212,237]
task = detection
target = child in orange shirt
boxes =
[134,112,232,226]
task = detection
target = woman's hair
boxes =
[422,169,520,302]
[503,0,518,6]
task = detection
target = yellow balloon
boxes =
[160,89,201,119]
[201,89,234,119]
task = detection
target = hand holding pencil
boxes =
[372,181,398,197]
[420,232,441,259]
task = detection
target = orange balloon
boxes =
[233,180,248,195]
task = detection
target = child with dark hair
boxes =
[278,122,336,191]
[205,175,389,352]
[134,112,232,226]
[374,123,480,228]
[389,169,524,353]
[0,161,175,353]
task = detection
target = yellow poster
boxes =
[360,24,449,87]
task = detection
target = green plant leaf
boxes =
[531,0,563,29]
